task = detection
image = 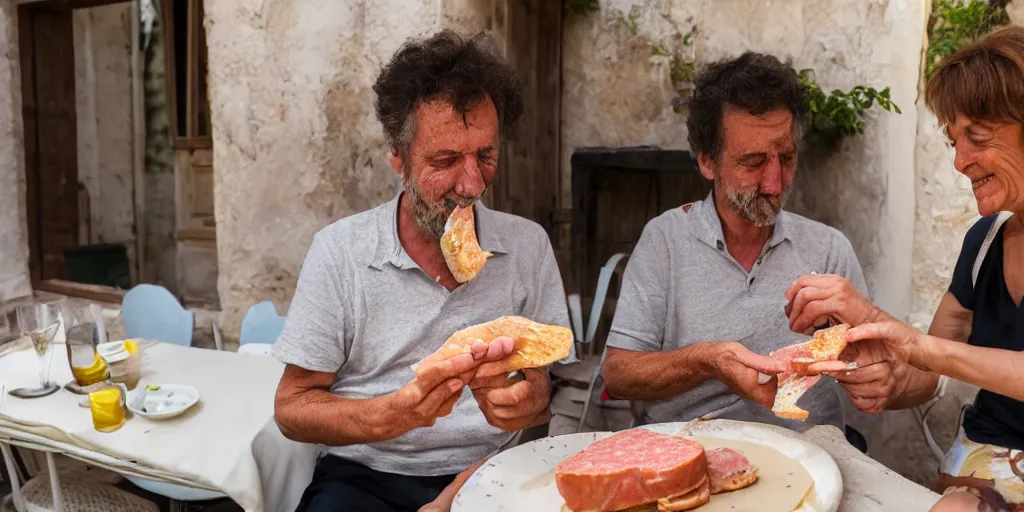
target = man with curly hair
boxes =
[271,30,573,511]
[601,52,873,433]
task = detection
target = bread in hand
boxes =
[769,323,851,421]
[414,316,573,378]
[441,205,492,283]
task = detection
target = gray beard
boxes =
[403,177,482,240]
[723,184,788,228]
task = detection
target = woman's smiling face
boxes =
[946,115,1024,217]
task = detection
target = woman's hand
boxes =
[806,321,924,413]
[784,274,887,334]
[843,321,926,367]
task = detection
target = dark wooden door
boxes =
[20,5,79,282]
[491,0,562,236]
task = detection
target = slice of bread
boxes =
[440,205,492,283]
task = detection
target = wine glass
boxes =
[11,300,62,398]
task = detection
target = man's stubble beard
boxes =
[719,175,790,228]
[403,166,485,240]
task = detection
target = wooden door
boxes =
[20,5,79,282]
[491,0,562,236]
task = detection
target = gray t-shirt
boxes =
[606,192,869,432]
[272,192,573,476]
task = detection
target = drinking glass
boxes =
[61,302,110,388]
[12,301,62,398]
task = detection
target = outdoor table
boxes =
[0,339,316,512]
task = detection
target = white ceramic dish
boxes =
[452,421,842,512]
[97,340,128,361]
[127,384,200,420]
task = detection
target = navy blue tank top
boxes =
[948,214,1024,451]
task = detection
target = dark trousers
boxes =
[295,455,458,512]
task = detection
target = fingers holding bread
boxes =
[414,316,573,379]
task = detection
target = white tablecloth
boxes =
[0,340,319,512]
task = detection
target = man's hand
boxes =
[378,338,516,438]
[469,368,551,431]
[807,323,918,413]
[708,342,788,409]
[785,274,886,334]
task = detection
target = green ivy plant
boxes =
[565,0,599,17]
[925,0,1009,80]
[799,70,902,147]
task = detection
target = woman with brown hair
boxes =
[785,25,1024,511]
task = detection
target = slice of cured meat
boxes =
[769,324,850,421]
[705,447,758,494]
[656,478,710,511]
[555,429,708,512]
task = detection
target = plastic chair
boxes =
[239,301,286,345]
[237,301,286,357]
[571,253,630,433]
[120,284,194,346]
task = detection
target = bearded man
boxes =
[600,52,870,432]
[271,30,572,512]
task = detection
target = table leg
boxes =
[45,452,63,512]
[0,443,25,512]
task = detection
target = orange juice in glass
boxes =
[89,387,125,432]
[63,303,110,387]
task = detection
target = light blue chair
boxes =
[238,301,286,356]
[121,284,194,346]
[240,301,286,345]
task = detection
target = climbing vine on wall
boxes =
[799,70,902,148]
[925,0,1009,80]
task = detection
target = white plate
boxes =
[452,421,842,512]
[97,341,127,358]
[127,384,200,420]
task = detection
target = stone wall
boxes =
[0,0,31,303]
[141,3,178,291]
[72,4,138,275]
[562,0,925,320]
[203,0,504,337]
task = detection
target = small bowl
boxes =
[127,384,200,420]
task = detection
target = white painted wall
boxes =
[204,0,504,336]
[0,0,31,303]
[73,4,137,268]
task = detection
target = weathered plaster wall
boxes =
[72,4,137,269]
[0,0,31,303]
[562,0,925,320]
[908,110,975,329]
[204,0,504,336]
[141,7,178,291]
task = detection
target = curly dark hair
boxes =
[686,51,808,162]
[372,30,525,155]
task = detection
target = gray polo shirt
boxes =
[272,192,574,476]
[606,192,869,432]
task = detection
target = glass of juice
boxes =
[89,387,125,432]
[62,303,110,387]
